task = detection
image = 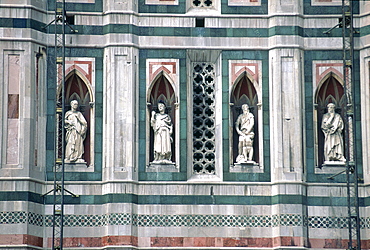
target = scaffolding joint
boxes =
[56,57,63,64]
[56,8,63,15]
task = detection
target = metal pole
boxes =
[52,0,66,249]
[342,0,361,249]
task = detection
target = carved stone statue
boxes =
[151,102,173,164]
[321,103,345,162]
[235,104,254,163]
[65,100,88,163]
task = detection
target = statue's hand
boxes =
[151,111,156,117]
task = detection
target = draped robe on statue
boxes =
[235,109,254,163]
[321,112,345,162]
[151,113,172,163]
[65,110,88,162]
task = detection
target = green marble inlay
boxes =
[2,210,370,229]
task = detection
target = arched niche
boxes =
[314,72,345,167]
[147,72,177,164]
[57,69,94,167]
[230,72,259,164]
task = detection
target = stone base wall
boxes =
[0,181,369,249]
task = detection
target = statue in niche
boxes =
[151,102,173,164]
[65,100,88,163]
[235,104,255,163]
[321,103,346,162]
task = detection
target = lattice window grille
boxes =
[192,0,213,8]
[192,63,216,174]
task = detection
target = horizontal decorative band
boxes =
[2,235,369,249]
[1,191,354,206]
[1,211,369,229]
[0,18,368,38]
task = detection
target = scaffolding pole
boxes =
[53,0,66,249]
[342,0,361,249]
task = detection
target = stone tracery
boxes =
[192,63,216,174]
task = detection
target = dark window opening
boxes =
[66,15,75,25]
[196,18,205,27]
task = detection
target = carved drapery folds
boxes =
[321,103,345,163]
[64,100,88,163]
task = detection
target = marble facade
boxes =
[1,0,370,249]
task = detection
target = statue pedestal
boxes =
[64,160,93,172]
[147,162,178,172]
[316,161,346,174]
[231,162,263,173]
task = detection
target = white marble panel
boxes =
[103,47,138,181]
[207,17,268,28]
[311,0,341,6]
[304,37,342,50]
[146,0,178,5]
[307,185,347,197]
[65,0,94,2]
[360,51,370,184]
[0,201,28,211]
[307,206,347,217]
[63,227,106,238]
[136,226,272,238]
[0,225,27,235]
[271,183,305,196]
[269,49,304,181]
[138,17,194,27]
[271,204,306,214]
[114,55,134,173]
[228,0,260,7]
[103,0,137,12]
[308,228,348,239]
[106,224,133,236]
[136,204,272,216]
[269,0,302,14]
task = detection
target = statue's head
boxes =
[158,102,166,112]
[327,103,335,113]
[241,104,249,113]
[71,100,78,105]
[70,100,78,110]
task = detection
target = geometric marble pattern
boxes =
[44,213,131,227]
[308,216,349,229]
[134,214,274,227]
[0,211,27,224]
[363,217,370,229]
[272,214,303,227]
[28,212,44,227]
[1,211,366,229]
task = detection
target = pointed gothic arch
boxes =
[314,72,345,167]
